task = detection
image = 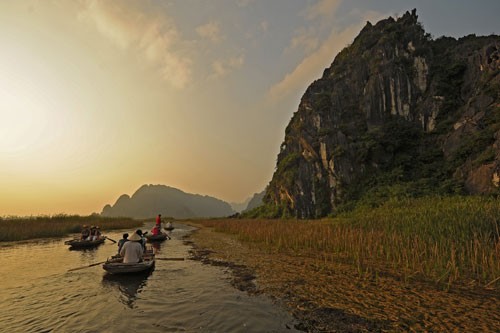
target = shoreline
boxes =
[185,221,499,332]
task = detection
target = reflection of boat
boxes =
[145,233,169,242]
[65,237,105,249]
[150,241,161,254]
[102,271,151,308]
[103,252,155,274]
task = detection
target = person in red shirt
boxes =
[155,214,162,228]
[151,225,160,236]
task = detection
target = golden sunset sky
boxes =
[1,0,499,216]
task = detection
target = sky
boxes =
[1,0,499,216]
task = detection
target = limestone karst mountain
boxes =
[243,191,265,212]
[229,197,252,213]
[263,9,500,218]
[101,184,235,219]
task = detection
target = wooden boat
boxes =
[65,237,105,249]
[145,232,169,242]
[102,253,155,274]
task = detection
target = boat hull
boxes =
[145,233,168,242]
[65,238,105,249]
[103,258,155,274]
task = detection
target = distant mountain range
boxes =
[243,191,265,212]
[229,198,251,213]
[101,184,236,219]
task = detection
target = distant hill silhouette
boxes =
[243,191,265,212]
[101,184,235,219]
[229,197,252,213]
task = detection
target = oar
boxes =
[68,261,106,272]
[104,236,117,243]
[156,257,185,261]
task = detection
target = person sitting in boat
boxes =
[135,229,147,250]
[151,225,161,236]
[117,233,129,253]
[89,226,97,240]
[120,233,144,263]
[81,225,90,240]
[94,226,102,240]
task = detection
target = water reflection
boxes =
[68,243,104,251]
[1,225,301,332]
[102,271,153,309]
[150,241,162,255]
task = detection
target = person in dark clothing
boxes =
[135,229,147,250]
[81,225,90,240]
[117,233,129,253]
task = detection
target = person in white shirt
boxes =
[119,232,144,263]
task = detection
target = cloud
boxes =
[304,0,342,21]
[269,7,386,104]
[286,0,341,55]
[260,21,269,33]
[288,27,319,54]
[196,21,224,43]
[211,54,245,78]
[236,0,254,7]
[78,0,191,88]
[268,23,364,103]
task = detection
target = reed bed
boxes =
[0,215,142,242]
[197,196,500,288]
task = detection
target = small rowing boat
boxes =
[145,232,169,242]
[103,253,155,274]
[65,237,105,249]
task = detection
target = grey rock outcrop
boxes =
[265,10,500,218]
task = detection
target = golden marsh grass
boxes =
[0,215,142,242]
[198,196,500,288]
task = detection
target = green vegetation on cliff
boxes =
[259,9,500,218]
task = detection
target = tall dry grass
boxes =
[0,215,142,242]
[197,196,500,288]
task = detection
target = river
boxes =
[0,223,300,332]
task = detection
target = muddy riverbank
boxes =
[185,222,499,332]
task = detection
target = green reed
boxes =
[196,196,500,287]
[0,214,142,242]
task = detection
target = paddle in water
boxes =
[104,236,117,243]
[156,257,185,261]
[68,261,106,272]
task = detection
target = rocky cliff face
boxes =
[265,10,500,218]
[101,184,235,219]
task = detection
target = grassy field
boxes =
[197,196,500,288]
[0,215,143,242]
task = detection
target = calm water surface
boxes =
[0,223,299,332]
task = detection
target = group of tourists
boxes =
[118,230,146,263]
[117,214,165,263]
[80,225,102,241]
[79,214,169,264]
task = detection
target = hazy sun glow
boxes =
[0,0,498,216]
